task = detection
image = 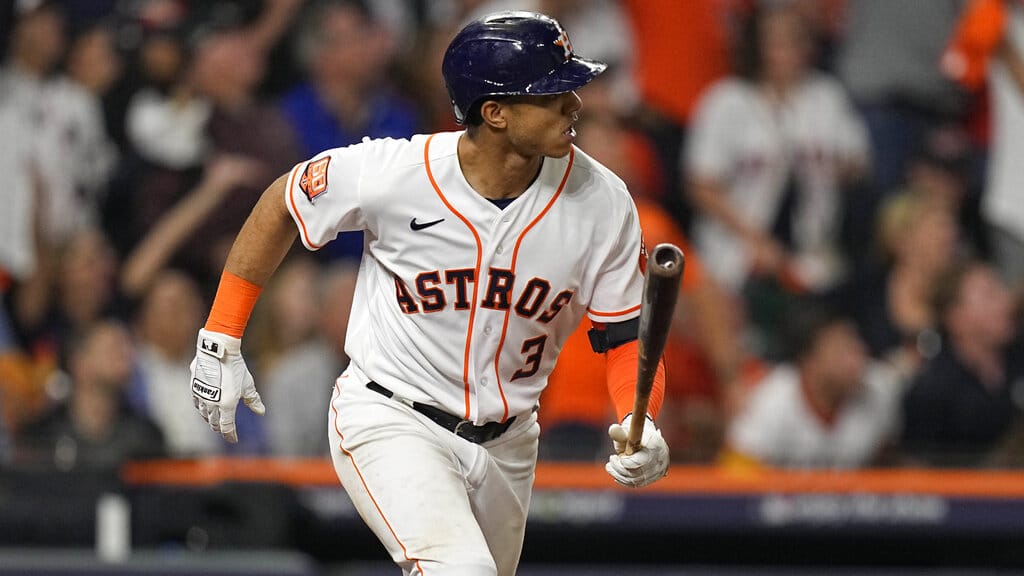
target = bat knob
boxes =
[651,244,685,271]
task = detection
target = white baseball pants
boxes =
[328,374,539,575]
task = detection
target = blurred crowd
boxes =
[1,0,1023,474]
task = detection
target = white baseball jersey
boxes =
[686,74,868,292]
[285,130,645,424]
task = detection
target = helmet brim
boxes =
[521,55,608,95]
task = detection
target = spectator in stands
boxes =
[904,126,974,215]
[844,123,976,273]
[902,261,1024,467]
[131,270,223,457]
[38,22,122,235]
[0,2,63,341]
[280,0,419,263]
[0,2,65,154]
[724,306,903,469]
[118,0,301,166]
[18,227,123,368]
[836,0,967,195]
[838,193,959,379]
[622,0,738,228]
[180,26,302,290]
[123,30,209,172]
[4,3,122,249]
[249,257,343,457]
[905,125,990,257]
[686,3,868,302]
[117,7,213,256]
[14,320,165,471]
[282,0,417,158]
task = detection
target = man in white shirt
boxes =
[727,306,902,468]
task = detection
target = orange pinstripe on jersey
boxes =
[424,134,483,420]
[491,148,575,423]
[287,162,324,250]
[588,303,642,317]
[331,382,425,573]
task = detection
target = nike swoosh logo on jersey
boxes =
[410,217,445,231]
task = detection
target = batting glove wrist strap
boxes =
[197,329,241,358]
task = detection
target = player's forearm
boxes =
[605,340,666,421]
[222,172,297,286]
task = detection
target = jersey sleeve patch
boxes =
[299,156,331,202]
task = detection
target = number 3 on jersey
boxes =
[511,335,546,380]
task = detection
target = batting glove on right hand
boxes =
[190,328,265,443]
[606,414,670,488]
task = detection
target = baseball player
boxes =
[189,12,669,575]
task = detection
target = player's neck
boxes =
[458,131,543,200]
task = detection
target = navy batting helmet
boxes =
[442,11,607,125]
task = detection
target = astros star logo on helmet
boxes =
[554,29,572,61]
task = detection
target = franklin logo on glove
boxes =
[191,378,221,402]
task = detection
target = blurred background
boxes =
[2,0,1024,574]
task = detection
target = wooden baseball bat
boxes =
[625,243,685,456]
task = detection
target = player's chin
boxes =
[545,135,575,158]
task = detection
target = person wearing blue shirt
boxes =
[280,0,419,262]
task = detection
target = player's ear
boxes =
[479,99,509,130]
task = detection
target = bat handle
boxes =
[624,406,648,456]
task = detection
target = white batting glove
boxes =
[190,328,265,443]
[605,414,669,488]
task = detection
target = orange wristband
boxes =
[605,339,665,421]
[204,270,263,338]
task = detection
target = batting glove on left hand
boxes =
[606,414,670,488]
[190,328,265,443]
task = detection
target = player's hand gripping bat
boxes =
[624,243,685,456]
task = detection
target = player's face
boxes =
[501,91,583,158]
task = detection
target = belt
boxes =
[366,381,515,444]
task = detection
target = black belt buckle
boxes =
[453,419,472,438]
[454,417,515,444]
